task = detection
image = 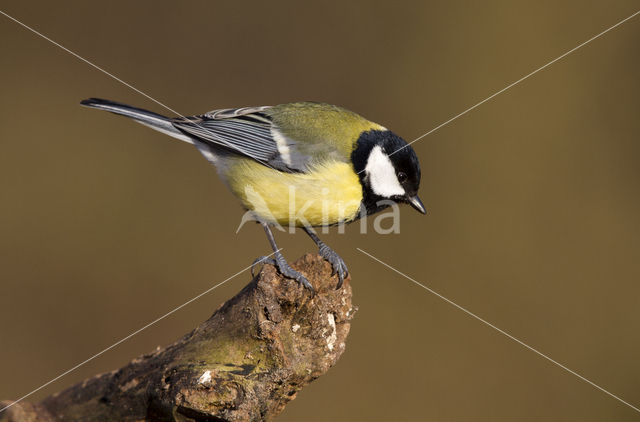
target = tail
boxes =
[80,98,193,144]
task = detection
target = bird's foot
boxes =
[251,255,314,293]
[318,244,348,289]
[251,256,276,277]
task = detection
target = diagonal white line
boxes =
[0,9,279,172]
[0,252,279,414]
[357,247,640,414]
[3,4,639,414]
[389,9,640,157]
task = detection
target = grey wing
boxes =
[203,105,273,121]
[171,107,308,172]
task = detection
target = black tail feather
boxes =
[80,98,193,143]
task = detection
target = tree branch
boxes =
[1,254,356,422]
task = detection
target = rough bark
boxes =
[1,254,356,422]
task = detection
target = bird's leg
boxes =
[251,222,314,292]
[303,227,348,289]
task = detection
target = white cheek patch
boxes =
[364,146,405,197]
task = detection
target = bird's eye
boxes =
[397,172,408,183]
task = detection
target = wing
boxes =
[171,106,309,173]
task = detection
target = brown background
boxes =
[1,1,639,421]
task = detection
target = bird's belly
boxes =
[226,159,363,226]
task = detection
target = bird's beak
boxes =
[408,195,426,214]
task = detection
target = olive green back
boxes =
[267,102,386,162]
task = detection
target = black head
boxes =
[351,130,425,216]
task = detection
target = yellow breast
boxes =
[227,159,363,227]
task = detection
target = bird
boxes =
[80,99,425,292]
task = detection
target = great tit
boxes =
[80,99,425,291]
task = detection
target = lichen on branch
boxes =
[1,254,356,422]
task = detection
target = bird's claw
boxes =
[252,255,314,293]
[251,256,276,277]
[318,244,349,289]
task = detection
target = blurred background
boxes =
[1,1,639,420]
